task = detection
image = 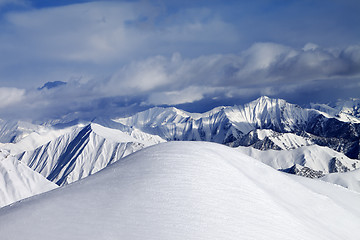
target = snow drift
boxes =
[0,142,359,240]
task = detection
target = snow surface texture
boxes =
[237,145,360,176]
[0,150,57,208]
[0,142,360,240]
[17,123,160,186]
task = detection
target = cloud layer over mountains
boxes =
[0,1,359,119]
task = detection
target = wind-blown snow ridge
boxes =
[0,141,359,240]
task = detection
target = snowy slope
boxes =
[0,142,359,240]
[0,150,57,208]
[236,129,313,150]
[311,98,360,123]
[321,168,360,193]
[17,123,161,186]
[0,125,76,155]
[0,120,51,143]
[91,117,165,145]
[237,145,360,177]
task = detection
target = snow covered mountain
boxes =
[17,123,164,186]
[237,145,360,178]
[0,95,358,201]
[321,168,360,193]
[0,120,52,144]
[235,129,314,150]
[311,98,360,123]
[115,96,360,159]
[0,142,359,240]
[0,149,57,208]
[114,96,313,143]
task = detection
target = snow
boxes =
[113,96,320,144]
[16,124,156,186]
[0,141,359,240]
[245,129,313,150]
[311,99,360,123]
[91,123,163,146]
[0,150,57,208]
[0,120,51,143]
[321,168,360,193]
[224,96,310,133]
[0,124,78,155]
[114,97,360,147]
[236,144,360,174]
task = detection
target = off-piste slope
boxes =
[0,150,57,208]
[1,142,359,240]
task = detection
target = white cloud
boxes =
[147,86,216,105]
[105,56,170,94]
[303,43,319,51]
[0,87,25,108]
[240,42,297,72]
[3,2,140,63]
[0,0,359,119]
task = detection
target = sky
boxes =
[0,0,359,121]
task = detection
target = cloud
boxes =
[0,87,25,108]
[1,41,359,120]
[0,1,359,119]
[147,86,218,105]
[0,1,241,89]
[0,0,27,9]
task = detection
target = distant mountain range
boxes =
[115,96,360,159]
[0,96,359,207]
